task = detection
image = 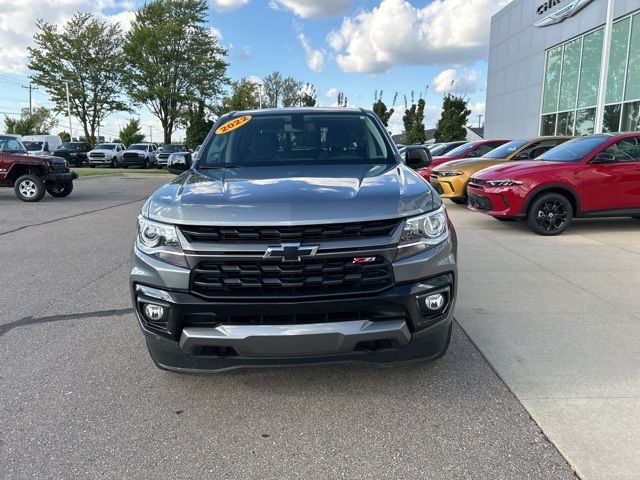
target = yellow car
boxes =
[430,136,573,204]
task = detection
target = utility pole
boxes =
[477,114,484,128]
[595,0,615,133]
[65,81,73,140]
[258,84,263,109]
[149,126,153,143]
[21,82,38,115]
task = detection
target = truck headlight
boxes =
[397,205,449,260]
[136,215,187,268]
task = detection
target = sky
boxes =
[0,0,512,141]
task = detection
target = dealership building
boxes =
[484,0,640,138]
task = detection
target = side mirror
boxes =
[404,145,432,169]
[167,153,191,174]
[592,152,616,163]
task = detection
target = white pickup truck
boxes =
[87,143,127,168]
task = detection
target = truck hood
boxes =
[89,149,116,154]
[11,152,66,164]
[474,160,570,179]
[146,164,437,225]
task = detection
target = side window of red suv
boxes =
[602,138,640,163]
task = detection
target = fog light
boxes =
[424,293,445,311]
[143,304,165,320]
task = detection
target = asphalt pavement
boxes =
[0,175,578,479]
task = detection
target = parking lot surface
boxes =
[0,176,576,479]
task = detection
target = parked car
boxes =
[0,135,77,202]
[131,107,457,372]
[417,139,510,179]
[21,135,62,156]
[121,143,158,168]
[467,133,640,235]
[87,143,126,168]
[430,136,572,204]
[156,144,189,168]
[427,141,467,157]
[52,141,91,167]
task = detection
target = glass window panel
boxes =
[557,111,575,135]
[543,46,563,113]
[575,108,596,136]
[621,102,640,132]
[578,29,603,108]
[558,38,582,111]
[541,114,557,136]
[625,14,640,101]
[606,17,631,104]
[603,104,622,132]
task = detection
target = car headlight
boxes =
[138,153,145,157]
[397,205,449,260]
[136,215,187,268]
[486,179,523,187]
[435,171,463,177]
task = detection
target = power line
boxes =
[21,82,38,115]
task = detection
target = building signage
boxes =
[534,0,594,27]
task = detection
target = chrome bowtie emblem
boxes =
[264,243,319,262]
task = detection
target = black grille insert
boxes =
[469,194,494,211]
[180,219,399,243]
[49,162,70,173]
[191,256,393,299]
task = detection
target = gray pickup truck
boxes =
[130,108,457,372]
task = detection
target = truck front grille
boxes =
[191,256,393,299]
[49,163,70,173]
[180,219,399,244]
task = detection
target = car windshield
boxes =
[59,142,85,150]
[129,144,147,151]
[95,144,115,150]
[484,140,528,158]
[442,142,474,157]
[430,143,461,156]
[538,135,612,162]
[162,144,186,152]
[23,141,44,151]
[197,112,393,168]
[0,136,27,153]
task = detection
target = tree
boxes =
[281,77,302,107]
[408,98,426,144]
[336,92,348,107]
[299,83,317,107]
[119,119,145,147]
[373,91,396,127]
[123,0,228,144]
[434,94,471,142]
[216,78,261,116]
[58,131,71,142]
[28,13,129,147]
[4,107,59,136]
[186,101,214,149]
[262,71,302,108]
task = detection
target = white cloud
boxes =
[297,33,325,73]
[211,0,249,12]
[238,46,252,60]
[246,75,262,84]
[432,69,481,94]
[325,87,339,98]
[209,27,223,40]
[468,101,486,123]
[0,0,135,73]
[269,0,352,18]
[328,0,511,73]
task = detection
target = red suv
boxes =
[418,139,509,179]
[467,133,640,235]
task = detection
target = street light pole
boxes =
[594,0,615,133]
[65,81,73,140]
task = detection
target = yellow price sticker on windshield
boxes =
[215,115,252,134]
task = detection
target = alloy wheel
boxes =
[19,180,38,198]
[535,199,568,232]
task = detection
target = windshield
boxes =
[95,144,115,150]
[129,144,147,151]
[538,135,611,162]
[484,140,528,158]
[198,112,393,168]
[23,141,44,151]
[162,144,186,152]
[430,142,461,156]
[59,142,85,150]
[442,142,474,157]
[0,136,27,153]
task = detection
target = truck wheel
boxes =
[47,182,74,198]
[15,175,46,202]
[526,192,572,235]
[111,157,117,168]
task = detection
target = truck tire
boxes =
[15,174,46,202]
[111,157,117,168]
[47,182,74,198]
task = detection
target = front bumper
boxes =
[430,175,469,198]
[467,185,526,217]
[130,237,457,372]
[46,172,78,183]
